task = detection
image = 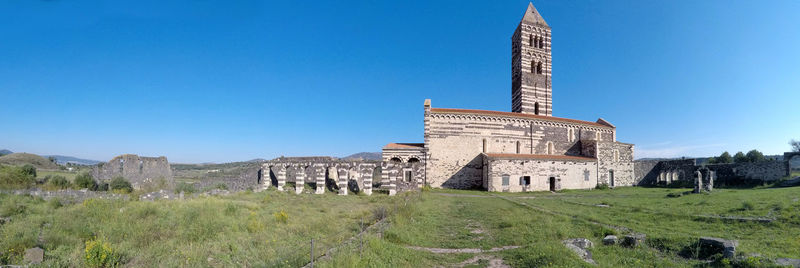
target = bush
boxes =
[0,165,36,189]
[20,164,36,178]
[74,172,97,190]
[273,210,288,223]
[174,182,196,194]
[96,182,109,192]
[109,177,133,193]
[85,236,122,267]
[48,175,72,189]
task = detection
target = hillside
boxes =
[0,152,60,170]
[0,149,12,156]
[43,155,101,166]
[342,152,382,161]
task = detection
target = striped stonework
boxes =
[277,166,286,191]
[511,3,552,116]
[338,168,348,195]
[295,166,305,194]
[315,167,325,194]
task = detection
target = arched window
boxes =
[390,157,402,163]
[531,34,535,47]
[547,142,554,155]
[531,61,536,73]
[614,150,620,162]
[408,158,420,163]
[516,141,521,154]
[482,139,487,153]
[539,37,544,48]
[536,62,543,74]
[568,129,574,142]
[534,102,540,115]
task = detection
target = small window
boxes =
[547,142,554,155]
[408,158,420,163]
[536,62,543,74]
[539,37,544,48]
[596,132,602,141]
[584,170,591,181]
[531,35,535,47]
[404,170,412,182]
[502,175,510,186]
[614,150,620,162]
[534,102,540,115]
[516,141,521,154]
[568,128,574,142]
[520,176,531,186]
[482,139,487,153]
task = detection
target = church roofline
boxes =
[430,108,614,129]
[383,143,425,150]
[520,2,549,28]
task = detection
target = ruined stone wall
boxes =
[485,157,597,192]
[633,160,660,185]
[595,141,635,187]
[382,148,425,163]
[707,161,788,182]
[425,110,614,189]
[92,154,173,190]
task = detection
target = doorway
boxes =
[609,170,615,187]
[549,177,556,191]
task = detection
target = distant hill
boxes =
[43,155,101,166]
[0,149,12,156]
[0,153,60,170]
[342,152,382,161]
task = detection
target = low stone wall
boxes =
[707,161,789,182]
[636,158,788,186]
[1,189,129,203]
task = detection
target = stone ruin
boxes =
[260,157,424,196]
[693,168,715,193]
[92,154,174,190]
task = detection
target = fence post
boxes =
[310,238,314,268]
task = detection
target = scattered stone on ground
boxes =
[775,258,800,267]
[140,189,231,202]
[595,204,610,208]
[0,217,9,225]
[699,237,737,259]
[466,220,485,241]
[456,255,510,268]
[1,189,128,203]
[602,235,618,245]
[563,238,596,264]
[406,245,520,254]
[622,234,646,247]
[23,247,44,264]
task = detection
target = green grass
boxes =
[0,189,401,267]
[36,170,79,182]
[0,153,59,170]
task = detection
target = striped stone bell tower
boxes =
[511,2,552,116]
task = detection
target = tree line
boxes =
[706,150,770,164]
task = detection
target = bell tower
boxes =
[511,2,552,116]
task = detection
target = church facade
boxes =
[383,3,635,192]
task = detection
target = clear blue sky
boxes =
[1,0,798,163]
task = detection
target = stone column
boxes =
[705,170,714,192]
[363,166,373,196]
[693,170,702,193]
[295,166,305,194]
[260,166,271,191]
[338,168,348,195]
[315,167,325,194]
[277,166,286,191]
[388,165,398,196]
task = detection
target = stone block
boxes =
[24,247,44,264]
[622,234,646,247]
[699,237,737,259]
[602,235,618,245]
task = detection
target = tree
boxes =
[746,150,766,162]
[706,157,717,164]
[718,152,733,164]
[110,176,133,193]
[733,152,748,163]
[791,139,800,152]
[74,172,97,190]
[21,164,36,178]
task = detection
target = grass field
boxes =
[1,186,798,267]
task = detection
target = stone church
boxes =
[383,3,635,192]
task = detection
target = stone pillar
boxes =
[262,166,271,191]
[388,165,398,196]
[705,170,714,192]
[338,168,348,195]
[295,166,305,194]
[315,167,325,194]
[277,166,286,191]
[693,170,702,193]
[363,166,373,196]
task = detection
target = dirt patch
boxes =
[406,245,520,254]
[456,255,510,268]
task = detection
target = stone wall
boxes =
[92,154,173,190]
[425,107,616,189]
[594,141,635,187]
[485,156,597,192]
[633,160,660,185]
[707,161,788,183]
[637,158,788,186]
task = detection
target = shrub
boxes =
[595,183,610,190]
[174,182,196,194]
[273,210,288,223]
[20,164,36,178]
[84,236,122,268]
[96,182,109,192]
[48,175,72,189]
[74,172,97,190]
[739,201,755,211]
[109,177,133,193]
[0,165,36,189]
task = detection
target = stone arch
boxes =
[390,157,402,163]
[547,141,554,155]
[326,166,339,191]
[348,167,361,193]
[372,166,382,188]
[786,152,800,173]
[408,157,420,163]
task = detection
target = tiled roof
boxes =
[430,108,613,128]
[485,153,596,161]
[383,143,425,149]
